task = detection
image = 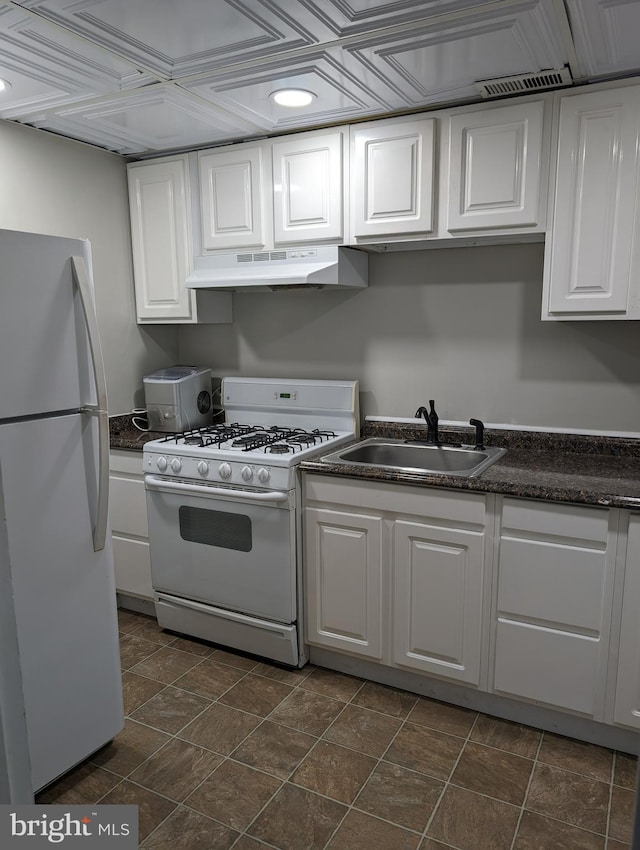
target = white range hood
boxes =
[186,246,368,291]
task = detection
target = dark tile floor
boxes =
[37,609,637,849]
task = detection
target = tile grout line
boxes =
[174,669,370,847]
[606,750,617,846]
[508,726,545,850]
[420,708,482,848]
[316,685,421,850]
[236,674,372,849]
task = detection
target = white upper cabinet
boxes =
[446,98,547,234]
[127,156,232,324]
[350,116,435,242]
[198,144,268,252]
[128,156,193,322]
[272,129,346,246]
[197,128,347,253]
[543,83,640,320]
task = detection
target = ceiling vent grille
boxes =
[475,67,573,99]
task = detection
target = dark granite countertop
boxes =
[300,420,640,510]
[109,414,165,452]
[111,413,640,510]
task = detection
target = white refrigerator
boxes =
[0,229,124,801]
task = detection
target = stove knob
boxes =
[257,467,270,484]
[156,456,168,472]
[218,462,232,480]
[170,457,182,474]
[241,465,254,482]
[197,460,209,477]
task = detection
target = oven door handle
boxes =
[145,475,290,503]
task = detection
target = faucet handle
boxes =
[469,418,485,451]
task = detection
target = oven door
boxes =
[145,476,297,623]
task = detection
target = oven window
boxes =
[179,506,252,552]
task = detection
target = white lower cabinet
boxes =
[491,498,616,719]
[303,475,488,684]
[305,506,383,659]
[109,451,153,600]
[613,514,640,729]
[304,475,640,734]
[393,518,486,686]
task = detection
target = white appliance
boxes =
[143,365,213,432]
[0,229,124,800]
[143,377,359,667]
[186,246,368,291]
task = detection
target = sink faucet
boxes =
[415,399,440,445]
[469,418,485,451]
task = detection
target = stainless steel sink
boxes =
[321,438,506,478]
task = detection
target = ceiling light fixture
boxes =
[0,79,11,92]
[271,89,315,107]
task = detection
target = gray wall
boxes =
[0,121,178,415]
[179,243,640,433]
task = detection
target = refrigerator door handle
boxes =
[72,255,109,552]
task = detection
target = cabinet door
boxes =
[544,85,640,317]
[110,451,153,600]
[305,507,383,659]
[492,499,613,718]
[127,156,195,322]
[198,146,267,252]
[393,519,485,686]
[614,514,640,729]
[350,117,435,240]
[447,100,545,232]
[272,130,345,245]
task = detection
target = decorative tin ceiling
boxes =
[0,0,639,156]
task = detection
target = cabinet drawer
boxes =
[494,620,600,715]
[497,537,607,632]
[109,475,148,538]
[501,498,609,542]
[113,536,153,599]
[305,475,485,526]
[110,450,143,476]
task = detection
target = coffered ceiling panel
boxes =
[345,0,568,107]
[18,0,316,77]
[24,85,264,154]
[0,2,147,118]
[183,48,398,132]
[281,0,505,37]
[565,0,640,77]
[0,0,639,156]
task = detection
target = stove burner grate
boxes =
[157,423,342,455]
[268,444,292,454]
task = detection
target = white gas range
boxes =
[143,377,359,667]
